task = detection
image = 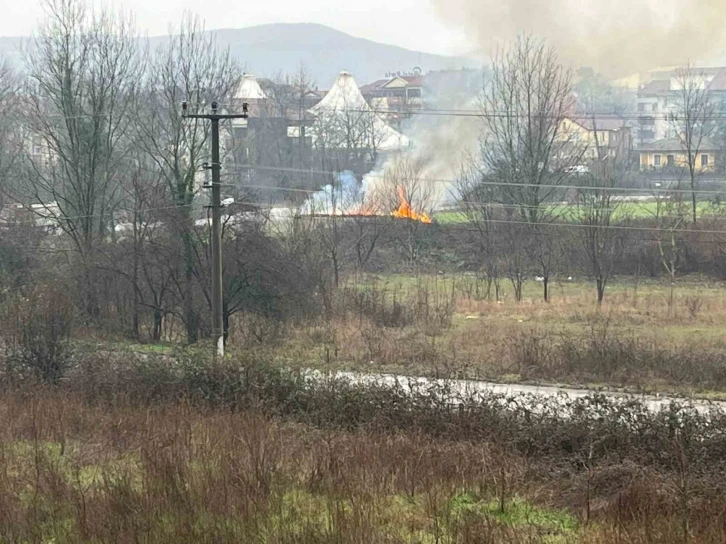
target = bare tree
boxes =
[479,35,582,301]
[480,35,579,223]
[310,79,392,176]
[349,199,388,272]
[455,162,503,300]
[20,0,141,315]
[654,193,689,316]
[135,14,237,343]
[575,124,632,305]
[0,59,18,203]
[379,157,434,265]
[670,63,716,224]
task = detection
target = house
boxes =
[635,66,726,147]
[360,73,423,113]
[559,115,633,160]
[638,138,718,172]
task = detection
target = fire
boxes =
[391,187,432,223]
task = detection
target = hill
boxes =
[0,23,474,87]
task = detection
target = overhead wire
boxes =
[220,163,726,196]
[24,106,726,123]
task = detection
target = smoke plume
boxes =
[363,70,484,210]
[434,0,726,76]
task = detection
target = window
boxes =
[701,154,710,167]
[667,154,675,166]
[654,154,662,166]
[653,103,659,112]
[638,103,646,112]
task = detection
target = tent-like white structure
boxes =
[310,71,409,152]
[235,74,267,101]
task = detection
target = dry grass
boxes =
[1,387,726,543]
[246,275,726,394]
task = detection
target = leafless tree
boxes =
[480,35,580,223]
[303,81,396,282]
[670,63,716,224]
[479,35,582,301]
[311,89,391,176]
[575,123,632,305]
[379,156,434,265]
[653,192,689,315]
[135,13,237,343]
[455,162,503,300]
[349,199,388,272]
[304,169,359,288]
[19,0,141,315]
[0,58,18,204]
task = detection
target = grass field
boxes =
[435,200,726,224]
[232,273,726,397]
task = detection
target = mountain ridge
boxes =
[0,22,475,86]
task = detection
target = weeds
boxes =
[0,380,725,543]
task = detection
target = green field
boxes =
[435,200,726,223]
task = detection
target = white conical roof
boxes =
[310,71,409,152]
[310,71,369,113]
[235,74,266,100]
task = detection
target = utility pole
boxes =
[182,100,248,358]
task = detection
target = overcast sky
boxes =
[0,0,472,56]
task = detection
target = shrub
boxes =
[2,285,75,383]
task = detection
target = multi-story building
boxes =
[635,66,726,148]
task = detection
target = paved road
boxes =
[327,371,726,415]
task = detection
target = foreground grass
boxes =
[0,392,582,543]
[1,380,725,543]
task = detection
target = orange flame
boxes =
[391,187,432,223]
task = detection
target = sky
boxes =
[0,0,473,56]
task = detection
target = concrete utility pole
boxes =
[182,100,248,358]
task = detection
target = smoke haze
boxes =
[433,0,726,76]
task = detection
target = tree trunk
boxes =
[543,276,549,302]
[511,275,523,302]
[83,259,100,319]
[332,251,340,288]
[131,217,140,341]
[691,175,698,224]
[152,308,162,342]
[223,299,230,346]
[596,276,605,305]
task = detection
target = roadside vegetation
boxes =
[0,355,725,543]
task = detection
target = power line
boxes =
[221,164,726,196]
[24,106,726,122]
